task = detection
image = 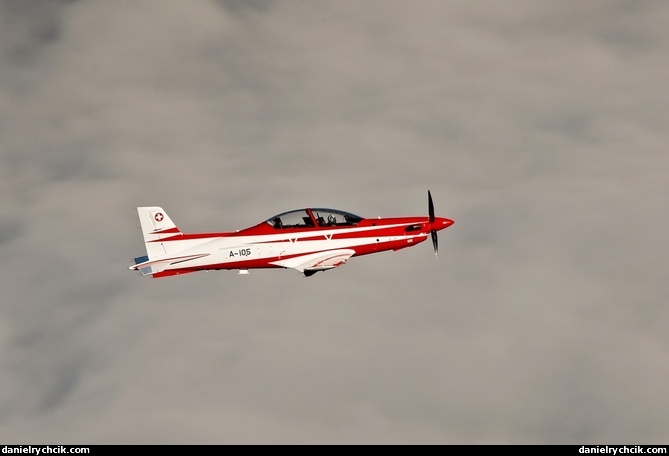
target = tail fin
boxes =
[135,206,183,259]
[130,207,197,277]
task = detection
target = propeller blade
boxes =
[428,190,435,223]
[428,190,438,257]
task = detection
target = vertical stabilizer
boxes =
[136,207,182,259]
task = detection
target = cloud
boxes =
[1,0,668,444]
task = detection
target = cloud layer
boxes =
[1,0,668,444]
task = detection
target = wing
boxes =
[270,249,355,276]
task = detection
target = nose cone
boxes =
[433,217,454,231]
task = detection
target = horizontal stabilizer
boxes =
[129,253,210,276]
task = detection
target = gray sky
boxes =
[1,0,668,444]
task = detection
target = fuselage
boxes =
[148,209,453,277]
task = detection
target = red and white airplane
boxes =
[129,191,453,278]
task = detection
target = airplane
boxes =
[129,191,454,278]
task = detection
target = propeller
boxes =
[428,190,438,258]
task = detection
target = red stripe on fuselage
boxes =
[150,217,431,243]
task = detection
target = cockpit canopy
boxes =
[266,208,363,229]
